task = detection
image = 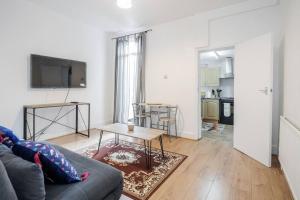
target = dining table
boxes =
[137,102,173,128]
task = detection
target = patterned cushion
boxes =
[0,126,19,148]
[13,141,81,184]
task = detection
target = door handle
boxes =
[257,87,269,95]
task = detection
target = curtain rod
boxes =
[111,29,152,40]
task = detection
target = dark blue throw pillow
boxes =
[0,126,20,148]
[13,141,81,184]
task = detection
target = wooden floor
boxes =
[48,129,293,200]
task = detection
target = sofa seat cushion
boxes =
[0,144,46,200]
[0,160,18,200]
[45,144,123,200]
[13,140,81,184]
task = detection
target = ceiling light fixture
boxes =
[117,0,132,9]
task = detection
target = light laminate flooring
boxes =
[48,129,293,200]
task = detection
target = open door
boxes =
[234,33,273,167]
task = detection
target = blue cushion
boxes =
[13,141,81,184]
[0,126,19,148]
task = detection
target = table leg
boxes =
[150,110,152,128]
[145,140,152,169]
[97,130,103,153]
[147,140,150,169]
[23,107,27,140]
[149,141,152,168]
[144,140,148,168]
[159,135,165,158]
[75,105,78,134]
[115,133,120,145]
[32,108,36,141]
[87,104,90,137]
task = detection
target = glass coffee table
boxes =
[97,123,166,169]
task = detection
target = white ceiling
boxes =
[25,0,247,31]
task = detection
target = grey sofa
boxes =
[0,143,123,200]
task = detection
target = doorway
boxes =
[197,34,274,167]
[199,47,235,145]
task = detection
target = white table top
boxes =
[98,123,166,141]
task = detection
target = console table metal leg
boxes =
[87,104,90,137]
[32,108,36,141]
[97,130,103,153]
[23,107,27,140]
[159,135,165,158]
[75,105,78,134]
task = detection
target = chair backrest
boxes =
[132,103,140,117]
[168,106,178,119]
[158,105,178,119]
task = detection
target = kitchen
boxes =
[199,48,234,141]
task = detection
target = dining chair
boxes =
[158,105,178,139]
[132,103,150,127]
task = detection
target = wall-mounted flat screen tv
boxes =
[31,54,86,88]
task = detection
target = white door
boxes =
[234,33,273,167]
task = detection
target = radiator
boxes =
[279,116,300,200]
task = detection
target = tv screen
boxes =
[31,54,86,88]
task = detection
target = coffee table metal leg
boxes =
[97,130,103,153]
[144,140,148,168]
[149,141,152,169]
[147,141,150,169]
[159,135,165,158]
[145,140,152,169]
[115,133,119,145]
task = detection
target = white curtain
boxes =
[113,33,146,123]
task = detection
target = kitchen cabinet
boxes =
[202,99,219,121]
[220,57,234,78]
[200,67,220,87]
[200,68,206,87]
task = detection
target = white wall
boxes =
[145,0,283,148]
[283,0,300,128]
[279,1,300,198]
[0,0,114,139]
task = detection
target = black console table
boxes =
[23,102,90,141]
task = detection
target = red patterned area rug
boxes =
[78,139,187,200]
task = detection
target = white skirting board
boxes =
[279,116,300,200]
